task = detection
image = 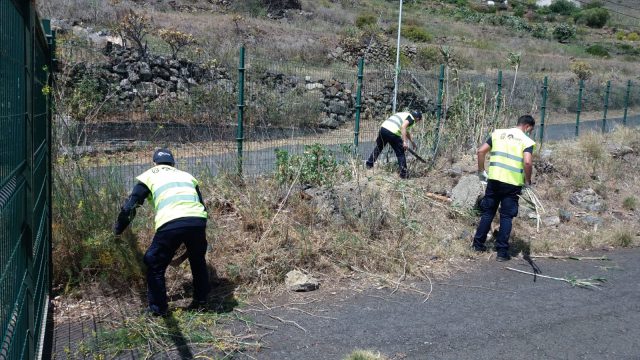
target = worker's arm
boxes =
[400,118,415,149]
[477,142,491,173]
[195,185,207,211]
[113,182,150,235]
[523,147,534,186]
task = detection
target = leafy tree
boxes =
[159,28,196,60]
[115,10,152,57]
[575,7,609,28]
[549,0,578,15]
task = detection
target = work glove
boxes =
[477,170,488,182]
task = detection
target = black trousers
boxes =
[366,127,407,178]
[472,180,521,256]
[143,225,209,313]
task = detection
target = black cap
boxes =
[411,110,422,120]
[153,148,175,165]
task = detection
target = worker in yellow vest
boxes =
[113,148,209,316]
[472,115,536,261]
[366,110,422,178]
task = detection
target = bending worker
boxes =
[113,148,209,315]
[366,110,422,179]
[472,115,536,261]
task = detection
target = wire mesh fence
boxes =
[54,43,640,188]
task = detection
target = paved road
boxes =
[245,248,640,359]
[89,115,640,187]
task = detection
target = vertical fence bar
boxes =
[602,80,610,133]
[623,80,631,126]
[539,76,548,144]
[236,46,245,177]
[493,70,502,127]
[575,79,584,137]
[353,57,364,151]
[432,64,445,153]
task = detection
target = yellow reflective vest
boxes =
[488,128,536,186]
[381,112,415,137]
[136,165,207,230]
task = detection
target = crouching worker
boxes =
[113,148,209,315]
[472,115,536,261]
[366,110,422,179]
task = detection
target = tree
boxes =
[115,10,151,57]
[159,28,196,60]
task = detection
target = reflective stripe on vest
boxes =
[487,128,536,186]
[136,165,207,230]
[381,112,414,136]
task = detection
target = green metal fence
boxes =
[1,1,54,359]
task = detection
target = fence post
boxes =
[575,79,584,137]
[493,70,502,127]
[602,80,610,133]
[539,76,548,144]
[433,64,445,154]
[623,80,631,126]
[236,46,245,177]
[354,57,364,151]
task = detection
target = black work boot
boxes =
[496,253,511,262]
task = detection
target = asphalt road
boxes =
[89,115,640,187]
[244,248,640,359]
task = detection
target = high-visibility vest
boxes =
[488,128,536,186]
[380,112,415,137]
[136,165,207,230]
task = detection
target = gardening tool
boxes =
[406,147,427,163]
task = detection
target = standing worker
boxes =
[113,148,209,315]
[366,110,422,179]
[472,115,536,261]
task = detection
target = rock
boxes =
[152,67,171,80]
[319,117,339,129]
[112,63,128,75]
[569,189,605,212]
[446,167,463,178]
[542,216,560,226]
[305,83,324,90]
[607,144,634,158]
[329,100,347,115]
[138,62,152,81]
[119,78,132,91]
[450,175,484,210]
[285,270,320,292]
[559,209,572,223]
[540,149,553,159]
[169,59,181,68]
[177,79,188,92]
[127,70,140,84]
[135,82,159,98]
[581,215,602,226]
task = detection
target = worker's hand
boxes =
[477,170,488,182]
[402,141,409,150]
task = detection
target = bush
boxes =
[416,46,443,69]
[355,13,377,29]
[570,60,593,80]
[513,6,525,17]
[623,196,637,210]
[275,144,349,187]
[586,44,610,57]
[583,0,604,9]
[549,0,578,15]
[553,23,575,43]
[575,7,610,28]
[627,32,640,41]
[401,25,433,42]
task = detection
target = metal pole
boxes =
[493,70,502,127]
[354,57,364,151]
[623,80,631,126]
[575,79,584,137]
[539,76,548,144]
[432,64,445,153]
[236,46,245,177]
[602,80,610,133]
[392,0,403,113]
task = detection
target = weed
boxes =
[586,44,610,58]
[610,227,634,247]
[402,25,433,43]
[275,144,350,187]
[345,349,388,360]
[355,13,377,29]
[622,196,637,210]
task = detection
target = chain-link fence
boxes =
[54,43,639,187]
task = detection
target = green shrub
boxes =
[549,0,578,15]
[623,196,637,210]
[416,46,443,69]
[536,6,552,15]
[532,23,549,39]
[616,31,626,41]
[513,6,525,17]
[575,7,610,28]
[275,144,350,187]
[355,13,377,29]
[583,0,604,9]
[401,25,433,42]
[586,44,610,57]
[627,32,640,41]
[553,23,575,42]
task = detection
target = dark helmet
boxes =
[153,148,175,166]
[411,110,422,120]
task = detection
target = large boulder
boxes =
[285,270,319,292]
[450,175,484,209]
